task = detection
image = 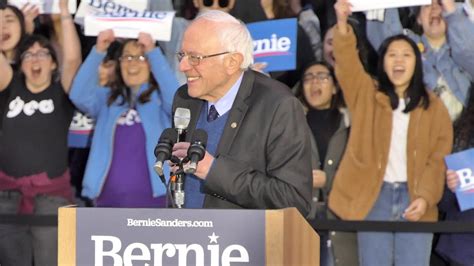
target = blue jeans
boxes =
[358,182,433,266]
[0,191,69,266]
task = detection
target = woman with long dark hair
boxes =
[0,5,28,130]
[366,0,474,121]
[329,1,453,265]
[69,29,179,208]
[0,0,81,264]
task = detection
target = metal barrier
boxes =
[1,214,473,233]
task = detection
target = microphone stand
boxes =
[170,156,186,208]
[159,173,176,209]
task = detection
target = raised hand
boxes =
[96,29,115,53]
[334,0,352,34]
[59,0,70,15]
[440,0,456,14]
[21,3,40,34]
[137,32,155,53]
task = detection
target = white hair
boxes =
[194,10,254,69]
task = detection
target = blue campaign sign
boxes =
[68,111,94,148]
[247,18,297,72]
[445,148,474,211]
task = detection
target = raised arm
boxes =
[157,17,188,85]
[298,7,323,61]
[333,0,375,110]
[69,30,113,117]
[138,32,179,115]
[443,0,474,77]
[0,51,13,91]
[0,8,13,90]
[464,0,474,20]
[56,0,81,93]
[20,3,39,34]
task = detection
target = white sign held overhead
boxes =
[349,0,431,12]
[8,0,77,14]
[84,11,175,42]
[75,0,148,25]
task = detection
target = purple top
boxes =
[96,109,165,207]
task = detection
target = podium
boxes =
[58,207,319,265]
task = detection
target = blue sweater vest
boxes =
[184,104,229,208]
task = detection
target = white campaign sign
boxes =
[349,0,431,12]
[8,0,77,14]
[75,0,148,25]
[84,11,175,41]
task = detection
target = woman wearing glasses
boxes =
[296,61,356,266]
[69,29,179,208]
[0,0,80,264]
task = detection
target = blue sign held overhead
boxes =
[247,18,298,72]
[445,148,474,211]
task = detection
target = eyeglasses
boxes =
[21,51,51,62]
[176,51,230,66]
[303,72,332,84]
[203,0,230,8]
[119,55,147,63]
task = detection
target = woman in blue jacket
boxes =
[69,30,179,207]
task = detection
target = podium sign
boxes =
[59,207,319,265]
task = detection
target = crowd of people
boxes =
[0,0,473,265]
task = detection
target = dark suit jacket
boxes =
[172,70,312,216]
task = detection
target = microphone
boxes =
[174,107,191,142]
[184,129,208,174]
[153,128,178,178]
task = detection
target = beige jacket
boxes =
[328,26,453,221]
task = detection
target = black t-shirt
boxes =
[0,75,74,178]
[0,89,8,133]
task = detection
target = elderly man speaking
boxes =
[170,10,312,217]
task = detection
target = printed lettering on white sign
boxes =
[91,234,250,266]
[456,168,474,192]
[253,34,291,57]
[84,11,175,41]
[74,0,148,25]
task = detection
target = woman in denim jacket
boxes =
[366,0,474,121]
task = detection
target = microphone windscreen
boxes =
[174,108,191,130]
[191,129,208,147]
[159,128,178,144]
